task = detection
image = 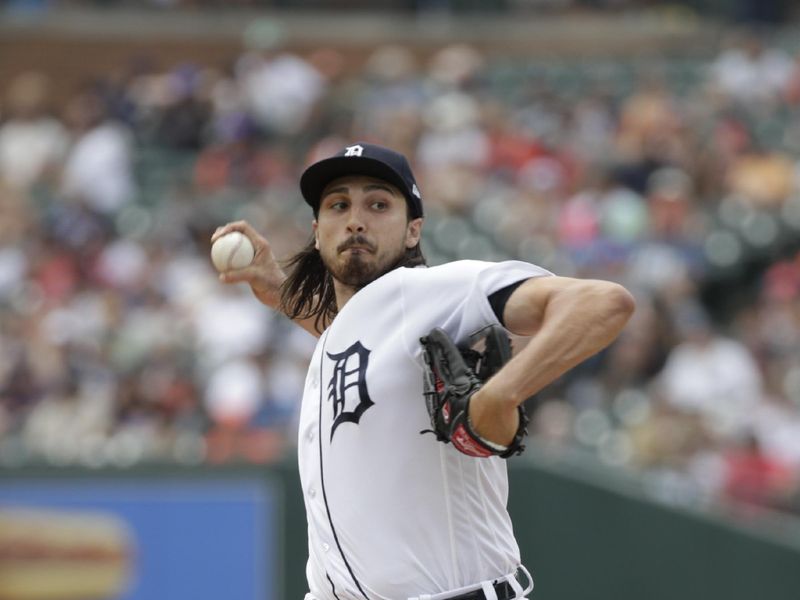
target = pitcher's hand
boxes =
[212,221,286,309]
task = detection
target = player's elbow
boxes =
[590,281,636,330]
[555,279,635,336]
[607,282,636,322]
[505,276,635,337]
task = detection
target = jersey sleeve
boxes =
[399,260,552,360]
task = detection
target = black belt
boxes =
[447,579,518,600]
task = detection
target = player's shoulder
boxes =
[400,260,495,279]
[399,259,550,283]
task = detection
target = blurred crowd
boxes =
[3,27,800,519]
[0,1,721,15]
[2,0,793,28]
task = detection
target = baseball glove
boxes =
[419,325,528,458]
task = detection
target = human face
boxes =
[313,175,422,289]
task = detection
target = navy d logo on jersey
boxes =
[326,341,374,440]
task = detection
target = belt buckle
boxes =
[484,565,532,600]
[413,565,532,600]
[480,578,514,600]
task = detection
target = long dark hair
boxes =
[280,234,426,334]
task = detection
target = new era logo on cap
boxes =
[300,142,424,218]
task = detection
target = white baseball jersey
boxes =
[297,260,551,600]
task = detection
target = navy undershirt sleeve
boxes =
[488,279,529,327]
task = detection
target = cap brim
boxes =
[300,155,410,211]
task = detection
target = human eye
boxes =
[370,197,391,211]
[324,197,349,212]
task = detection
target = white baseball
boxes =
[211,231,255,272]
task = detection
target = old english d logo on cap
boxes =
[300,142,424,219]
[343,145,364,157]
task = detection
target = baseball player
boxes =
[214,142,635,600]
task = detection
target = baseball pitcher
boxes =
[214,142,634,600]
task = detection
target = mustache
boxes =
[337,235,375,253]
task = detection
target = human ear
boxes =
[405,218,423,248]
[313,220,320,250]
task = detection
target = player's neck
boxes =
[333,279,358,311]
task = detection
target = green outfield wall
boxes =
[508,450,800,600]
[1,454,798,600]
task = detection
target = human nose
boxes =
[345,205,366,233]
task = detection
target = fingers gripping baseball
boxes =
[211,221,287,307]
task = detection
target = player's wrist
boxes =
[469,388,516,430]
[473,378,522,410]
[250,269,287,305]
[251,282,282,308]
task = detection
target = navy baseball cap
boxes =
[300,142,424,218]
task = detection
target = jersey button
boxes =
[307,429,315,442]
[309,488,316,498]
[322,543,330,552]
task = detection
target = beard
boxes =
[336,254,382,287]
[322,235,406,290]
